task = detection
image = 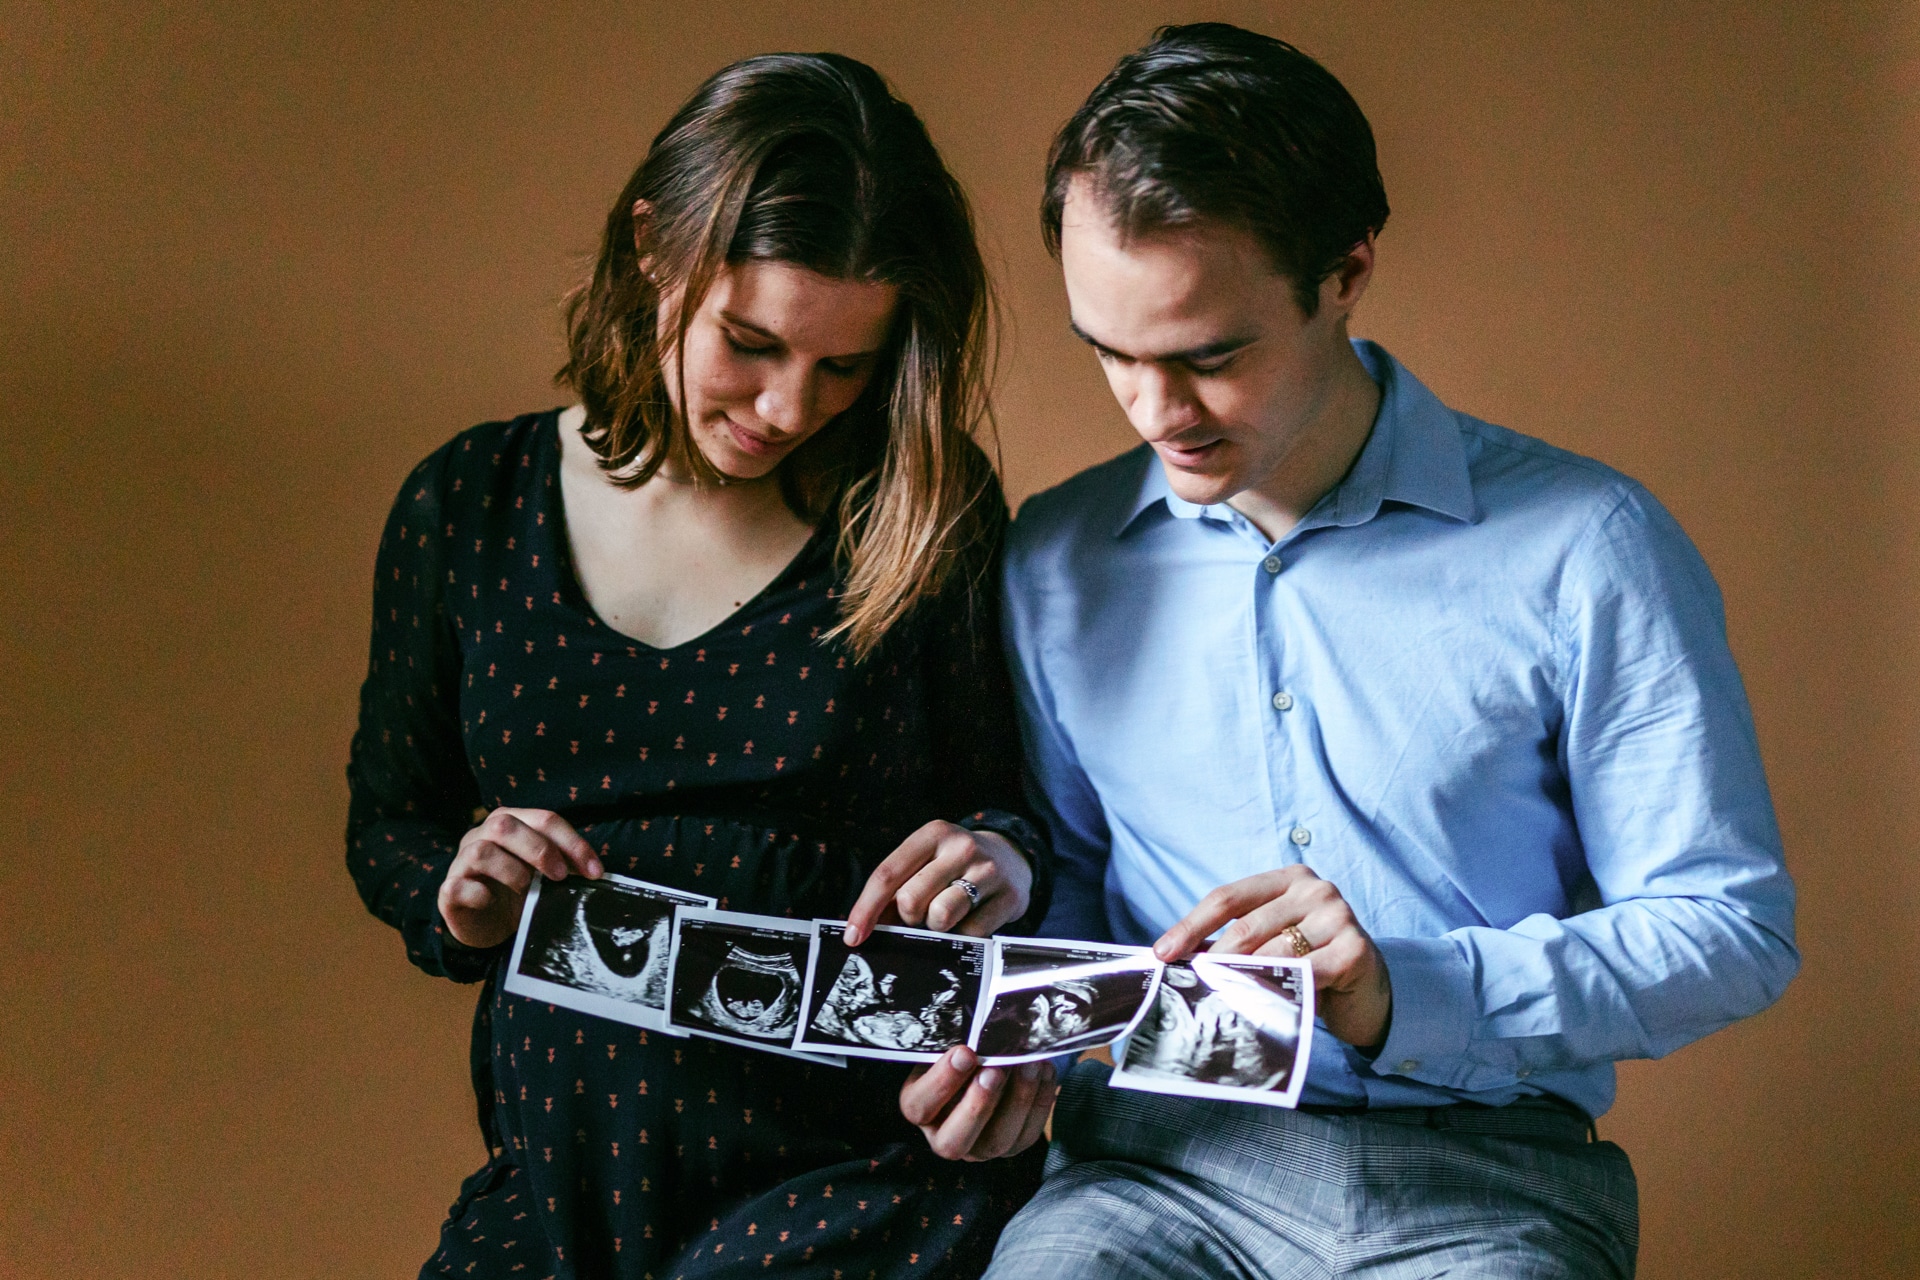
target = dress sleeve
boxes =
[345,447,495,982]
[922,486,1054,935]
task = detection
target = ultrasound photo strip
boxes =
[1109,953,1315,1109]
[504,872,716,1034]
[970,939,1165,1066]
[794,921,992,1062]
[663,908,845,1066]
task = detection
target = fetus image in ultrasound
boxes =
[803,926,986,1057]
[669,915,810,1045]
[976,951,1159,1060]
[516,877,696,1010]
[1123,959,1303,1091]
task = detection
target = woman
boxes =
[347,52,1052,1279]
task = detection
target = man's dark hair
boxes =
[1042,23,1389,316]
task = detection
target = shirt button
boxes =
[1516,1067,1533,1079]
[1397,1059,1420,1074]
[1271,691,1294,712]
[1290,826,1311,847]
[1263,555,1282,574]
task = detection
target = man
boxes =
[897,22,1798,1277]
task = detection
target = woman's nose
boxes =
[754,370,814,436]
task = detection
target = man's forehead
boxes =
[1059,191,1282,353]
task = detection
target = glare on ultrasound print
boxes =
[1111,953,1315,1108]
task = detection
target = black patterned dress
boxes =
[346,410,1050,1279]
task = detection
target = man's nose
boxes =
[1128,367,1203,438]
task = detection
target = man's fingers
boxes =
[1210,883,1327,955]
[1155,868,1304,959]
[900,1046,977,1128]
[847,822,948,944]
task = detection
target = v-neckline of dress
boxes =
[536,408,836,655]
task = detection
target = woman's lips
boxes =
[725,418,786,459]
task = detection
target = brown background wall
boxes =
[3,3,1915,1276]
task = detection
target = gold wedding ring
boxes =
[1283,924,1313,957]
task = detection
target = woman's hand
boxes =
[843,820,1033,944]
[900,1046,1057,1162]
[438,807,603,950]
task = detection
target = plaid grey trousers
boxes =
[983,1061,1638,1279]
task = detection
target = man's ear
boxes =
[1323,235,1376,315]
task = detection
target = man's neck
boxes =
[1227,337,1382,544]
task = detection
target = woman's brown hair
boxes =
[557,53,999,662]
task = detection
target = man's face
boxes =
[1058,179,1364,509]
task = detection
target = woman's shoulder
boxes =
[389,408,565,523]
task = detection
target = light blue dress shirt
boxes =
[1002,340,1799,1115]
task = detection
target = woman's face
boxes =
[658,259,899,481]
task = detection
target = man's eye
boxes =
[1186,355,1236,375]
[726,335,776,357]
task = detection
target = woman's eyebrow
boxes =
[719,311,780,340]
[719,310,885,361]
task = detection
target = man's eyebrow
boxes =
[1067,320,1257,364]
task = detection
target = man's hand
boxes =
[899,1046,1056,1161]
[1154,864,1394,1052]
[438,807,602,949]
[844,820,1033,945]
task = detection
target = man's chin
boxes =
[1158,461,1242,510]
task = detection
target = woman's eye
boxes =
[726,335,776,357]
[821,359,866,379]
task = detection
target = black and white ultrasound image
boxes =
[668,915,812,1045]
[975,944,1160,1060]
[515,875,707,1011]
[800,924,987,1058]
[1122,958,1304,1091]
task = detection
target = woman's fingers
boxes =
[908,829,1029,932]
[924,1065,1008,1161]
[899,1046,977,1128]
[464,842,538,894]
[474,809,598,882]
[846,821,948,944]
[970,1062,1050,1160]
[516,808,602,877]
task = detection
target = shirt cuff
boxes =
[1368,934,1478,1085]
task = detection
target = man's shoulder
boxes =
[1454,415,1641,517]
[1005,445,1156,581]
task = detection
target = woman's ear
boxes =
[631,198,657,281]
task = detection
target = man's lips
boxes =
[1152,437,1225,467]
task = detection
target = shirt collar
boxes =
[1115,339,1479,538]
